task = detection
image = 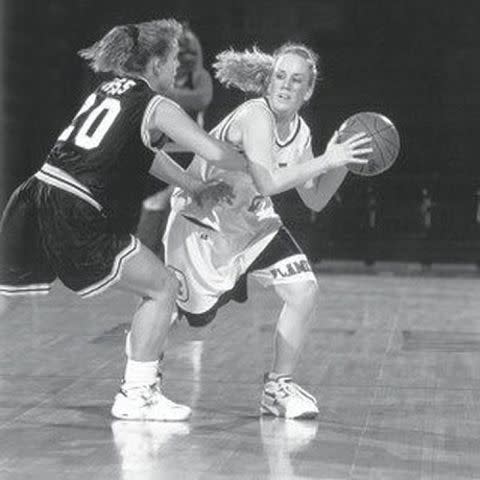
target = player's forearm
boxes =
[251,154,334,196]
[297,166,348,212]
[149,151,202,194]
[200,139,247,172]
[151,100,245,173]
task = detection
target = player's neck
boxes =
[136,74,156,91]
[274,112,297,141]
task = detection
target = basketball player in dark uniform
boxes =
[0,19,246,421]
[137,25,214,254]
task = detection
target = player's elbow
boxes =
[258,183,284,197]
[253,176,278,196]
[256,185,274,196]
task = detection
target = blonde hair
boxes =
[213,43,320,95]
[274,43,319,87]
[79,19,183,76]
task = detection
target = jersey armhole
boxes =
[299,117,312,154]
[141,95,180,152]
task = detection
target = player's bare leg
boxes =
[260,279,319,418]
[272,279,318,374]
[111,244,191,421]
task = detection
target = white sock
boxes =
[123,359,159,389]
[267,372,292,382]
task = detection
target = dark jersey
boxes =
[45,77,168,231]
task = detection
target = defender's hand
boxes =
[193,180,235,208]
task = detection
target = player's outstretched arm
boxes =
[148,98,246,172]
[149,150,235,206]
[149,149,203,191]
[240,107,371,196]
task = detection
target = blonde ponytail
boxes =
[79,25,136,75]
[213,47,274,95]
[213,43,321,95]
[79,19,182,76]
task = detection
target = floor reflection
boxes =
[111,420,190,479]
[260,417,318,478]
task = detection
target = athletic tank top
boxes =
[170,97,312,256]
[44,77,169,230]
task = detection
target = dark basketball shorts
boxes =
[177,226,317,327]
[0,175,140,298]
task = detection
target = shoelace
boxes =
[273,378,317,405]
[122,382,160,406]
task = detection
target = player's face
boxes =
[177,32,199,75]
[267,53,313,117]
[154,41,180,92]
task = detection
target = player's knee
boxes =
[299,280,318,306]
[281,280,318,309]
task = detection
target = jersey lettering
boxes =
[270,260,312,279]
[101,78,136,96]
[57,94,121,150]
[58,93,96,143]
[75,98,121,149]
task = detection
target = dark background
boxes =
[2,0,480,263]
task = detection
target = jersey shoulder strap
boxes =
[212,98,274,142]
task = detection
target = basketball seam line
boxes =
[357,116,385,174]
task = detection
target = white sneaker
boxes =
[260,373,319,419]
[111,381,192,421]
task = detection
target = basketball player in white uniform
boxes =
[164,43,371,418]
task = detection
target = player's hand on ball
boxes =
[193,180,235,208]
[337,112,400,176]
[323,130,372,170]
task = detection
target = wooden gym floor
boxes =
[1,269,479,479]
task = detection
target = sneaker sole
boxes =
[111,411,191,422]
[260,404,318,419]
[111,406,191,422]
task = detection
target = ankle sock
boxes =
[123,359,159,389]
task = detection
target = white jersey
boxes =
[169,98,312,262]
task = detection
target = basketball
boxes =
[338,112,400,176]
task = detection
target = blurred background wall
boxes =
[2,0,480,263]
